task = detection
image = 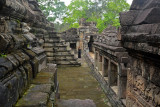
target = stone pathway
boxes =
[56,58,111,107]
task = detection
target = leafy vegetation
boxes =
[0,53,7,58]
[38,0,130,32]
[38,0,66,22]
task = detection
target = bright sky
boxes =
[61,0,133,6]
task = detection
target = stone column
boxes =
[109,62,118,86]
[102,57,108,77]
[94,52,98,70]
[118,63,127,99]
[80,32,84,51]
[98,55,102,72]
[108,59,111,86]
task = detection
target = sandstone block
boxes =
[15,92,49,107]
[28,84,52,94]
[0,83,8,107]
[134,8,160,25]
[0,58,13,79]
[130,0,151,10]
[120,10,139,26]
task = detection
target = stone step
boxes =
[44,36,60,39]
[44,48,72,53]
[44,48,54,52]
[48,53,75,57]
[52,61,81,66]
[56,99,96,107]
[45,39,60,43]
[45,38,60,41]
[15,64,58,107]
[46,53,74,59]
[47,57,77,62]
[43,43,67,48]
[46,51,74,56]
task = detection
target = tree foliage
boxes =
[63,0,93,28]
[64,0,130,32]
[97,0,130,32]
[38,0,130,32]
[38,0,66,22]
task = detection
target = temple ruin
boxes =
[0,0,160,107]
[0,0,58,106]
[83,25,129,106]
[82,0,160,106]
[120,0,160,106]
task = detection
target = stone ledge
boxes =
[15,92,49,107]
[15,64,57,107]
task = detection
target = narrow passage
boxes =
[56,59,111,107]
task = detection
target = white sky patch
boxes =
[127,0,133,5]
[61,0,72,6]
[61,0,133,6]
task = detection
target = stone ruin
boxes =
[44,28,81,66]
[78,18,98,52]
[93,26,129,106]
[60,28,80,58]
[82,0,160,106]
[61,28,79,43]
[120,0,160,106]
[84,0,160,106]
[0,0,81,105]
[0,0,160,106]
[0,0,58,106]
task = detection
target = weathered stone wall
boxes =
[43,28,81,66]
[78,18,98,52]
[80,25,129,106]
[120,0,160,106]
[0,0,58,106]
[92,26,129,106]
[61,28,79,43]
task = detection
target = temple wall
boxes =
[120,0,160,106]
[83,26,129,107]
[126,55,160,107]
[0,0,58,106]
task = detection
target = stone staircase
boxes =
[44,32,81,66]
[15,64,58,107]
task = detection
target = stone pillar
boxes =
[102,57,108,77]
[118,63,127,99]
[94,52,98,70]
[98,55,102,72]
[109,62,118,86]
[79,32,84,51]
[76,42,79,51]
[108,59,111,86]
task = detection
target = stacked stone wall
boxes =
[0,0,58,106]
[120,0,160,106]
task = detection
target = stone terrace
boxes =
[0,0,160,107]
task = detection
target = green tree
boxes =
[63,0,93,28]
[97,0,130,32]
[63,0,129,32]
[38,0,66,22]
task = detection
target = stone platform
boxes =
[15,64,57,107]
[56,99,96,107]
[56,58,111,107]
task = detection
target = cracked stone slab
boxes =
[28,84,52,94]
[56,99,96,107]
[15,92,49,107]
